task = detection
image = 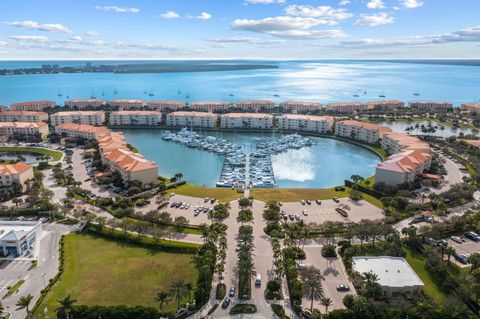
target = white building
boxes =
[10,100,55,111]
[0,221,43,257]
[109,111,162,126]
[51,111,105,126]
[234,100,275,112]
[55,123,110,140]
[278,114,334,133]
[409,101,453,111]
[189,101,230,112]
[109,99,146,109]
[166,111,218,128]
[0,111,48,123]
[64,99,106,109]
[353,256,424,298]
[147,100,185,111]
[0,122,49,139]
[0,163,34,188]
[220,113,273,129]
[335,120,391,144]
[280,101,322,113]
[367,100,405,110]
[326,102,368,113]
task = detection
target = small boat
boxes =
[143,90,148,94]
[90,90,96,99]
[413,92,420,96]
[148,90,154,97]
[273,88,280,97]
[229,93,234,97]
[57,90,63,97]
[379,92,386,98]
[101,90,105,96]
[178,90,182,94]
[353,94,360,97]
[186,95,190,99]
[113,89,118,94]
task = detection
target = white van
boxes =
[255,274,261,287]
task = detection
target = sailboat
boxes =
[353,93,360,97]
[143,90,148,94]
[90,90,96,99]
[148,90,154,97]
[178,90,182,94]
[379,91,386,98]
[413,88,420,96]
[273,89,280,97]
[113,88,118,94]
[57,90,63,97]
[229,93,234,97]
[101,90,105,96]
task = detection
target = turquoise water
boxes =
[0,60,479,106]
[118,129,381,188]
[0,152,46,163]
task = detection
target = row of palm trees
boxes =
[301,265,333,315]
[154,279,194,314]
[14,294,76,319]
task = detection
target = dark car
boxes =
[465,232,480,241]
[336,284,350,291]
[306,200,311,205]
[229,287,235,297]
[221,298,231,309]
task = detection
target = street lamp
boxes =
[41,272,46,288]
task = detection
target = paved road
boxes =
[42,169,67,205]
[1,223,74,319]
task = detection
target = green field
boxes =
[35,233,198,318]
[168,183,242,202]
[0,146,63,161]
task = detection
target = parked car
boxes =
[204,197,209,202]
[288,214,294,221]
[336,284,350,291]
[296,263,308,270]
[229,287,235,297]
[302,209,308,216]
[456,254,469,264]
[221,298,231,309]
[465,232,480,241]
[210,198,216,204]
[300,200,306,205]
[306,200,311,205]
[450,236,462,243]
[332,197,340,203]
[436,239,448,247]
[315,199,322,205]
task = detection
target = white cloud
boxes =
[332,25,480,48]
[354,12,395,27]
[90,40,107,46]
[95,6,140,13]
[84,31,100,36]
[0,41,9,46]
[205,36,285,45]
[367,0,386,9]
[233,16,336,33]
[68,36,83,42]
[159,11,180,19]
[268,29,346,39]
[284,5,353,21]
[8,35,49,43]
[195,12,212,20]
[244,0,285,4]
[401,0,423,9]
[339,0,351,5]
[5,20,71,33]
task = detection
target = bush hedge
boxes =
[216,283,226,300]
[271,304,290,319]
[229,304,257,314]
[321,244,337,258]
[56,305,159,319]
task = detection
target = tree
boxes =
[469,253,480,273]
[321,296,333,315]
[362,272,383,300]
[16,294,34,319]
[155,291,171,313]
[301,266,325,312]
[237,209,254,225]
[170,279,187,310]
[350,175,364,184]
[55,295,77,319]
[445,246,456,264]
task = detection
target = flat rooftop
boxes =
[353,256,424,288]
[0,221,40,240]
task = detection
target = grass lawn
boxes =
[168,183,242,202]
[35,233,198,318]
[0,146,63,161]
[251,187,348,202]
[404,247,447,304]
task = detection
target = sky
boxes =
[0,0,479,60]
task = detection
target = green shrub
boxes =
[229,304,257,314]
[321,244,337,258]
[216,283,226,300]
[271,304,289,319]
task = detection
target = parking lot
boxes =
[301,245,355,312]
[280,197,384,224]
[446,234,480,267]
[0,259,33,295]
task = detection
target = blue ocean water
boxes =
[0,60,479,106]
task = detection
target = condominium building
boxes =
[353,257,424,298]
[51,111,105,126]
[109,99,146,109]
[461,103,480,113]
[0,105,5,111]
[0,111,48,123]
[220,113,273,129]
[102,148,158,185]
[147,100,185,111]
[234,100,275,112]
[109,111,162,126]
[0,122,49,139]
[278,114,334,133]
[0,163,34,188]
[335,120,391,144]
[376,149,432,185]
[97,132,128,154]
[55,123,109,140]
[381,132,430,155]
[64,99,106,109]
[10,100,55,111]
[166,111,218,128]
[189,101,230,112]
[408,101,453,111]
[326,102,368,113]
[367,100,405,110]
[280,101,322,113]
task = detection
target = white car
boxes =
[302,210,308,216]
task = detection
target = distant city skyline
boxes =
[0,0,479,60]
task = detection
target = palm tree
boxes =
[445,246,456,264]
[301,266,325,312]
[16,294,33,319]
[170,279,187,310]
[155,291,171,313]
[55,295,77,319]
[321,296,333,315]
[185,283,193,303]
